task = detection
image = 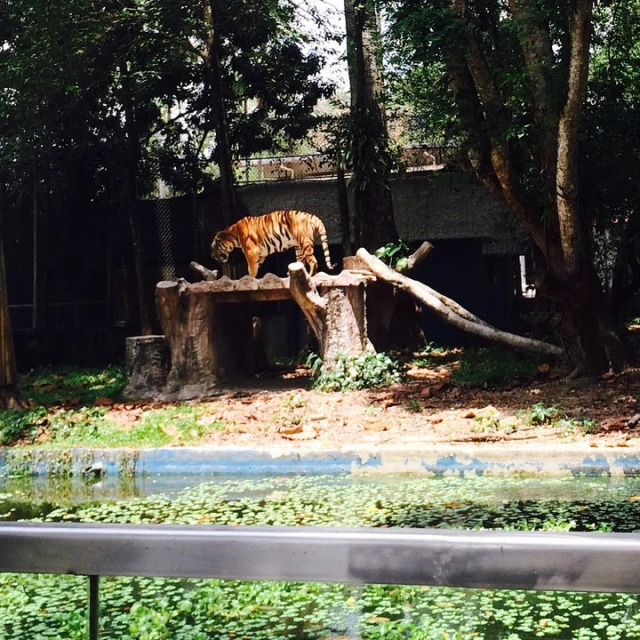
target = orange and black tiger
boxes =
[211,210,335,278]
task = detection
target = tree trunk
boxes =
[445,0,624,374]
[123,335,171,400]
[343,0,398,250]
[336,154,352,257]
[0,240,26,410]
[203,0,237,226]
[119,58,152,335]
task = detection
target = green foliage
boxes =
[518,404,599,437]
[452,348,540,387]
[307,352,402,392]
[0,406,48,446]
[0,0,333,215]
[0,403,225,449]
[18,366,126,406]
[374,239,411,270]
[528,402,560,425]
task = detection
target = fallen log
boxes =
[356,248,563,357]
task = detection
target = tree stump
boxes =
[288,262,374,370]
[156,280,254,400]
[123,336,171,400]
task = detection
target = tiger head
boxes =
[211,230,235,264]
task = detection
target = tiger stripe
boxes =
[211,210,335,278]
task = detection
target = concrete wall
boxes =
[236,170,519,255]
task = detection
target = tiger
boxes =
[211,210,335,278]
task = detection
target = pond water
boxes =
[2,473,640,639]
[3,470,640,503]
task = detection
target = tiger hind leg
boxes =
[305,255,318,276]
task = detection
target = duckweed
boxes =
[2,474,640,638]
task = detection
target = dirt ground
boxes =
[108,364,640,449]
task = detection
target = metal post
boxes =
[88,575,99,640]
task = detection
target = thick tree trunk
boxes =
[556,0,593,277]
[446,0,624,374]
[288,263,374,369]
[336,157,352,257]
[542,265,627,373]
[357,248,563,357]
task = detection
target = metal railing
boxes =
[2,522,640,639]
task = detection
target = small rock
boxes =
[463,410,476,419]
[420,386,431,398]
[95,397,114,406]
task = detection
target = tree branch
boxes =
[357,248,563,357]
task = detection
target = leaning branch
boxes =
[357,248,563,357]
[288,262,327,351]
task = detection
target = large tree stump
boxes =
[155,280,254,400]
[288,263,374,369]
[123,336,171,400]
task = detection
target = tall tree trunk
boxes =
[0,239,25,409]
[343,0,398,250]
[203,0,237,226]
[336,149,352,257]
[120,58,152,335]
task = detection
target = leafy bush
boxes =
[0,406,49,445]
[374,240,411,271]
[307,352,402,391]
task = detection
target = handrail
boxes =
[2,522,640,594]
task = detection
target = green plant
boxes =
[528,403,560,425]
[374,240,411,271]
[408,399,422,413]
[307,352,402,392]
[0,406,49,445]
[18,365,126,406]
